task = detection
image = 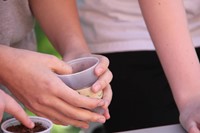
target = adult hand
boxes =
[0,89,34,128]
[179,96,200,133]
[0,46,107,129]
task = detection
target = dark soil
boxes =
[6,122,47,133]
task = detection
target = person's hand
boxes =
[179,96,200,133]
[0,46,107,129]
[0,89,34,128]
[90,55,113,120]
[63,54,113,120]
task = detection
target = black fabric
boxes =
[99,48,200,132]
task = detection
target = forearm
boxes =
[0,45,16,84]
[29,0,90,59]
[139,0,200,111]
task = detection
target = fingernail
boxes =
[97,118,106,123]
[106,110,110,119]
[93,84,101,92]
[30,121,35,128]
[97,68,104,75]
[82,124,89,129]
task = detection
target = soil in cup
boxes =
[6,122,47,133]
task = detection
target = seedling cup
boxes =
[1,116,53,133]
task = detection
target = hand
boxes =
[63,54,113,119]
[90,55,113,119]
[0,89,34,128]
[0,46,107,129]
[179,96,200,133]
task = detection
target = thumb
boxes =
[53,60,72,75]
[189,124,200,133]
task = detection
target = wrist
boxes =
[173,87,200,112]
[62,50,91,62]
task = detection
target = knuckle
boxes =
[100,79,108,87]
[47,55,58,62]
[108,70,113,79]
[0,103,5,111]
[41,79,57,94]
[37,95,50,106]
[46,55,59,66]
[89,114,101,122]
[89,103,97,110]
[29,102,40,112]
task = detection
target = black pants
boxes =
[101,48,200,132]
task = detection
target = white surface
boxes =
[117,124,187,133]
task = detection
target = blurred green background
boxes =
[35,23,61,58]
[29,23,81,133]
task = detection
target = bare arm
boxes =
[29,0,112,122]
[29,0,90,59]
[139,0,200,112]
[139,1,200,132]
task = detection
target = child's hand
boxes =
[179,96,200,133]
[0,89,34,128]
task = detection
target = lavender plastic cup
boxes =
[58,57,104,114]
[58,57,99,90]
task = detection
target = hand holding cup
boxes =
[58,57,104,113]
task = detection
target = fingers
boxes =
[189,123,200,133]
[102,85,112,108]
[86,55,112,119]
[90,55,113,92]
[26,95,106,129]
[46,55,73,75]
[103,108,110,120]
[56,81,106,109]
[33,109,90,129]
[92,69,113,92]
[2,91,34,128]
[94,55,110,76]
[101,84,112,119]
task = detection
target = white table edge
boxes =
[116,124,187,133]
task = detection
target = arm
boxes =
[0,0,111,128]
[29,0,112,124]
[139,0,200,132]
[29,0,89,59]
[0,44,106,128]
[0,89,34,129]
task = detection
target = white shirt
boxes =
[77,0,200,53]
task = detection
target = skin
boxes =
[0,0,112,129]
[139,0,200,132]
[0,89,34,128]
